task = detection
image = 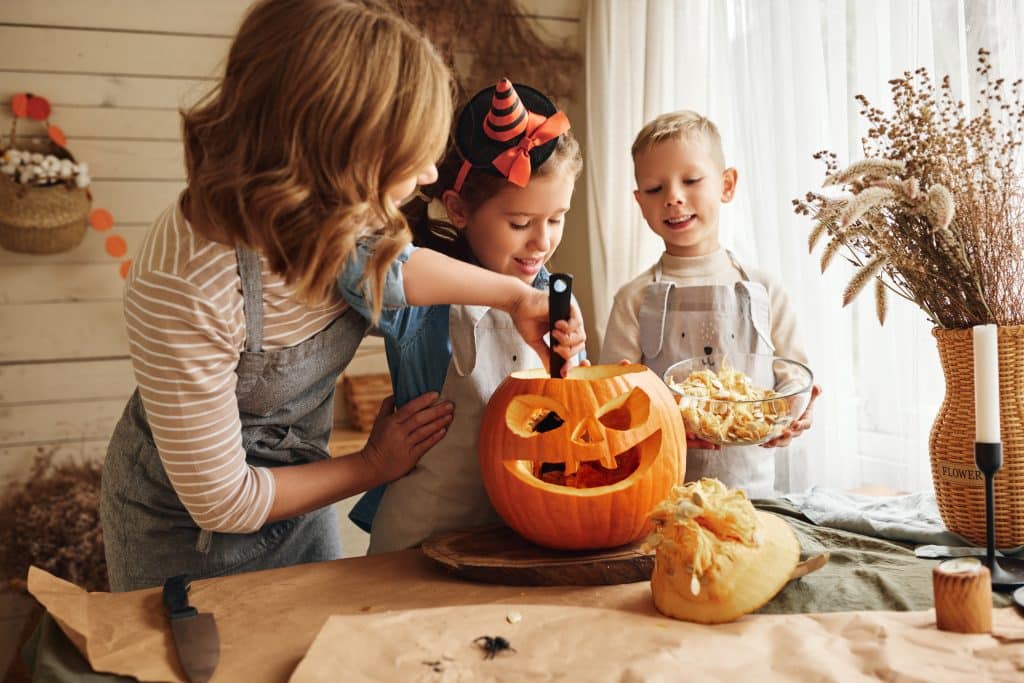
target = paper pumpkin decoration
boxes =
[10,93,29,118]
[645,478,800,624]
[26,95,51,121]
[478,363,686,550]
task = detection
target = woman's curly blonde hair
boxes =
[182,0,453,319]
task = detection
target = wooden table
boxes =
[26,540,1024,682]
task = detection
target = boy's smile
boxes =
[665,213,696,229]
[633,137,737,257]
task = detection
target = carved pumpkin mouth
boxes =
[503,431,663,495]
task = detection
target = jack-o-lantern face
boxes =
[479,364,686,550]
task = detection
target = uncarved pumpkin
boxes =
[478,363,686,550]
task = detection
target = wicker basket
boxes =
[0,134,91,255]
[929,325,1024,547]
[340,373,393,432]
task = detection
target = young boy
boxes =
[600,110,820,498]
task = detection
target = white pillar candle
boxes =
[973,324,1001,443]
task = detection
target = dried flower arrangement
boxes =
[793,49,1024,328]
[1,149,91,189]
[0,454,108,593]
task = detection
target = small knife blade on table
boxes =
[163,574,220,683]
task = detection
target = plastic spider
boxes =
[473,635,516,660]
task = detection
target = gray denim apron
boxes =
[367,304,537,553]
[101,247,367,591]
[638,251,777,498]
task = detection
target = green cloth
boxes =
[21,611,135,683]
[753,499,1013,614]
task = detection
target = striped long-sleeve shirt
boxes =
[124,201,347,533]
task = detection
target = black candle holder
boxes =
[974,442,1024,590]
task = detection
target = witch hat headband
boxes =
[453,79,571,192]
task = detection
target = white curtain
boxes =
[584,0,1024,492]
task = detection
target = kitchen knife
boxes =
[163,574,220,683]
[549,273,573,378]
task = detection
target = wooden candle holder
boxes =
[932,557,992,634]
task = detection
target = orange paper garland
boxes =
[88,209,114,231]
[104,235,127,259]
[47,124,67,148]
[11,93,29,117]
[25,96,51,121]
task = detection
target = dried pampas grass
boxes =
[794,49,1024,328]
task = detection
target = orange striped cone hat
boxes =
[453,79,570,192]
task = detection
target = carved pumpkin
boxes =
[478,363,685,550]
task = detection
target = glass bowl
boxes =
[663,353,814,447]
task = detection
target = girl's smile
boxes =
[446,171,576,284]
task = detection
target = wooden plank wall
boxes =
[0,0,583,485]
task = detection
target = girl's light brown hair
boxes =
[182,0,453,318]
[405,129,582,261]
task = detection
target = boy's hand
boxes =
[761,384,822,449]
[361,392,454,483]
[508,287,587,376]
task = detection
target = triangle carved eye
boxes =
[571,415,605,445]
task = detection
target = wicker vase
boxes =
[930,325,1024,547]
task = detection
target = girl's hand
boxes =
[508,287,587,376]
[360,392,454,483]
[551,317,587,371]
[761,384,822,449]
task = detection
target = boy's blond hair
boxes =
[631,110,725,169]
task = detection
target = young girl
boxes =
[100,1,583,592]
[341,80,585,552]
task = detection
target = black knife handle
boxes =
[163,574,198,620]
[549,273,573,379]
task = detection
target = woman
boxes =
[99,0,585,592]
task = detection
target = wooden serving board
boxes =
[421,525,654,586]
[421,525,832,588]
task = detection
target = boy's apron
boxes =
[101,247,368,591]
[368,304,538,554]
[638,251,777,498]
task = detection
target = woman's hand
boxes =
[761,384,822,449]
[508,287,587,376]
[360,392,454,483]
